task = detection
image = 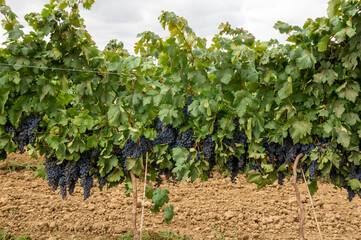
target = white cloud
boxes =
[0,0,329,52]
[241,0,329,42]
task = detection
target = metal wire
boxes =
[0,62,162,79]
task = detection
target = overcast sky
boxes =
[1,0,330,53]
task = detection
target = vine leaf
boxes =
[290,120,312,142]
[313,69,337,85]
[274,21,292,34]
[349,151,361,165]
[151,188,170,213]
[317,35,331,52]
[0,136,11,149]
[336,82,360,103]
[40,85,54,101]
[349,179,361,191]
[327,0,342,18]
[334,126,351,148]
[108,104,127,127]
[82,0,95,10]
[107,169,124,182]
[0,89,9,110]
[73,111,94,133]
[342,112,360,126]
[308,180,318,196]
[278,77,293,100]
[296,49,316,69]
[158,104,178,123]
[164,205,174,224]
[27,144,38,160]
[220,69,233,84]
[333,100,345,118]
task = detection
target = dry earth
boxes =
[0,154,360,240]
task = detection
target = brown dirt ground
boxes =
[0,154,360,240]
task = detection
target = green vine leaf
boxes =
[296,49,316,70]
[164,205,174,224]
[289,119,312,143]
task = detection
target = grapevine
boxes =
[0,0,361,239]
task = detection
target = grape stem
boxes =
[123,108,135,127]
[292,153,305,240]
[130,171,139,240]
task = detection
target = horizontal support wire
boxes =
[0,62,163,79]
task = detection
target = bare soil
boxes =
[0,154,360,240]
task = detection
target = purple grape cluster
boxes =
[153,120,177,148]
[182,95,193,117]
[5,115,42,153]
[226,156,242,183]
[176,130,194,149]
[45,153,95,200]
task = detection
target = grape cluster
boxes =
[45,155,65,192]
[122,136,152,159]
[278,172,286,185]
[182,95,193,117]
[223,117,248,149]
[154,162,177,187]
[350,163,361,182]
[4,121,15,133]
[176,130,194,149]
[153,120,178,149]
[187,151,201,163]
[201,120,219,177]
[309,160,318,181]
[93,172,109,187]
[204,134,215,162]
[346,185,356,201]
[91,149,100,159]
[45,153,95,200]
[249,161,261,172]
[5,116,42,153]
[262,136,334,184]
[226,156,242,183]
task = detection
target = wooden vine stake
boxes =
[301,168,324,240]
[139,152,148,238]
[292,153,305,240]
[130,171,140,240]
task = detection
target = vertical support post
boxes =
[130,171,139,240]
[292,153,305,240]
[139,152,148,238]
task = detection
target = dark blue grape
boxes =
[45,153,95,200]
[4,121,15,133]
[82,175,93,200]
[226,157,241,183]
[122,135,152,159]
[153,123,177,148]
[182,95,193,117]
[112,145,122,157]
[14,115,42,153]
[309,160,318,181]
[278,172,285,185]
[176,130,194,149]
